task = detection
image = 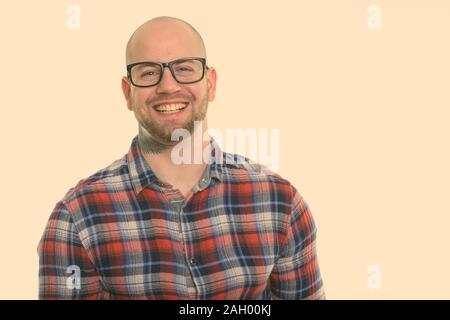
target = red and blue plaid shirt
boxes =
[38,135,325,299]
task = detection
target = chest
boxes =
[77,186,290,298]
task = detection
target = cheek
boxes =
[131,92,153,111]
[189,85,208,103]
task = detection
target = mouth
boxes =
[152,102,189,114]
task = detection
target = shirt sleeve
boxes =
[270,188,325,300]
[38,201,107,299]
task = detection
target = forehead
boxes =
[128,22,205,63]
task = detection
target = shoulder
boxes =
[218,152,311,224]
[59,154,129,205]
[219,151,297,195]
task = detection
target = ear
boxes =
[206,67,217,102]
[121,76,133,111]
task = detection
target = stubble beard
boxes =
[136,94,209,154]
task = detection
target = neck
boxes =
[138,121,211,196]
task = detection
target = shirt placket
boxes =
[176,201,199,300]
[156,167,213,300]
[158,184,198,300]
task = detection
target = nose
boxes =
[155,67,181,94]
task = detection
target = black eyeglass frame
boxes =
[126,57,208,88]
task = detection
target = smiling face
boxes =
[122,17,217,147]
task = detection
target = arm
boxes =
[270,189,325,300]
[38,201,106,299]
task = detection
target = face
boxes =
[122,22,217,146]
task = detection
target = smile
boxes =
[153,103,188,114]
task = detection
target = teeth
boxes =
[155,103,187,113]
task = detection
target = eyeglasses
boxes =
[126,57,207,88]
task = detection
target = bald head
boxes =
[125,16,207,65]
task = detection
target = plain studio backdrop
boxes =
[0,0,449,299]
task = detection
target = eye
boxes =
[140,70,160,78]
[176,66,194,72]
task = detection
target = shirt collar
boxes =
[127,135,224,195]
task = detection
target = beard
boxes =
[133,91,209,150]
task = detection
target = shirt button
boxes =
[190,258,197,265]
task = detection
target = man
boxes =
[38,16,325,300]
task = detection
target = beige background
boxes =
[0,0,449,299]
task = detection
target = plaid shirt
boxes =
[38,135,325,300]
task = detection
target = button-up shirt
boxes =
[38,135,325,299]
